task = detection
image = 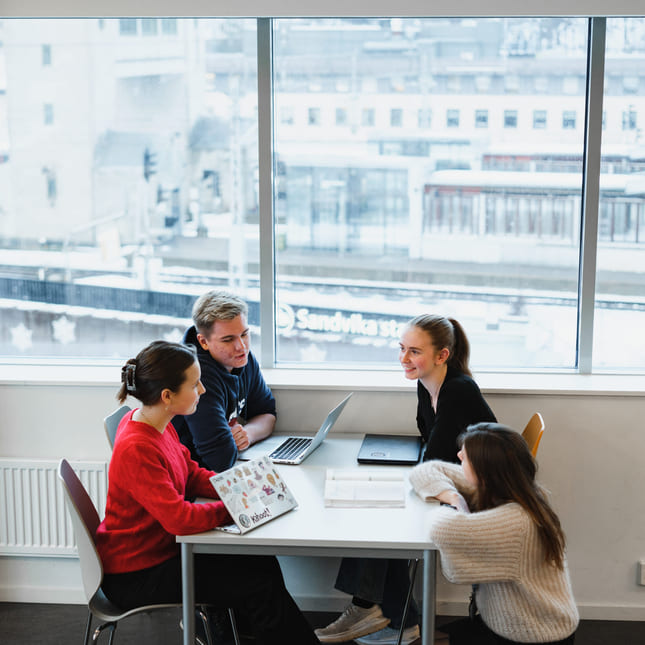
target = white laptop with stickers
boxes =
[210,455,298,534]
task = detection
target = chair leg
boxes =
[106,623,117,645]
[197,606,241,645]
[228,608,241,645]
[397,559,419,645]
[83,611,93,645]
[92,622,116,644]
[197,608,213,645]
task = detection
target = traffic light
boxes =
[143,147,157,182]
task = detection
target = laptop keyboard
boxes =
[270,437,312,460]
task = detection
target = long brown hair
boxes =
[460,422,566,569]
[408,314,471,377]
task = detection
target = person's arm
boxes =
[114,440,231,534]
[428,503,531,585]
[234,353,276,450]
[410,459,473,512]
[230,412,276,451]
[435,489,470,513]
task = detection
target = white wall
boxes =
[1,371,645,620]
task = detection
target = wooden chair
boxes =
[58,458,239,645]
[521,412,545,457]
[103,405,131,449]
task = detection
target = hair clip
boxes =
[122,363,137,393]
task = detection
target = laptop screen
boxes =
[210,456,298,533]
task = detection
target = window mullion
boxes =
[577,17,606,374]
[257,18,276,368]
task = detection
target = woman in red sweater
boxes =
[96,340,319,645]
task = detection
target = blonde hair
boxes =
[192,290,248,337]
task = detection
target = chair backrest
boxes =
[521,412,545,457]
[104,405,131,449]
[58,458,104,603]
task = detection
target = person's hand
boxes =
[437,490,470,513]
[451,492,470,513]
[229,419,250,451]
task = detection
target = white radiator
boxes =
[0,459,108,556]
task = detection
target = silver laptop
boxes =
[210,455,298,534]
[238,393,353,465]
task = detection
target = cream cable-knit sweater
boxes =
[410,461,579,643]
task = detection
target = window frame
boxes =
[446,108,460,128]
[43,102,54,125]
[533,109,547,129]
[503,109,518,128]
[475,109,489,128]
[41,43,51,66]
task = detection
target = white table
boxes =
[178,435,440,645]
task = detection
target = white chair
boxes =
[103,405,131,449]
[58,458,239,645]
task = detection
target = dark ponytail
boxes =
[447,317,471,377]
[117,341,197,405]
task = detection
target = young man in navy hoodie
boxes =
[175,290,276,473]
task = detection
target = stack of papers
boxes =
[323,468,406,508]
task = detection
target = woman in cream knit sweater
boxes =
[409,423,578,645]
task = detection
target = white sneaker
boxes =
[354,624,420,645]
[314,603,390,643]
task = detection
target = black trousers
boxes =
[102,553,320,645]
[441,616,575,645]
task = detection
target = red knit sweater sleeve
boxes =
[111,423,231,536]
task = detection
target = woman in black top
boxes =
[315,315,496,645]
[402,314,497,463]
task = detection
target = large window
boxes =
[273,17,588,368]
[0,19,260,358]
[1,15,644,373]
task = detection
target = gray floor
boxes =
[1,603,644,644]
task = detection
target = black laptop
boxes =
[357,434,422,466]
